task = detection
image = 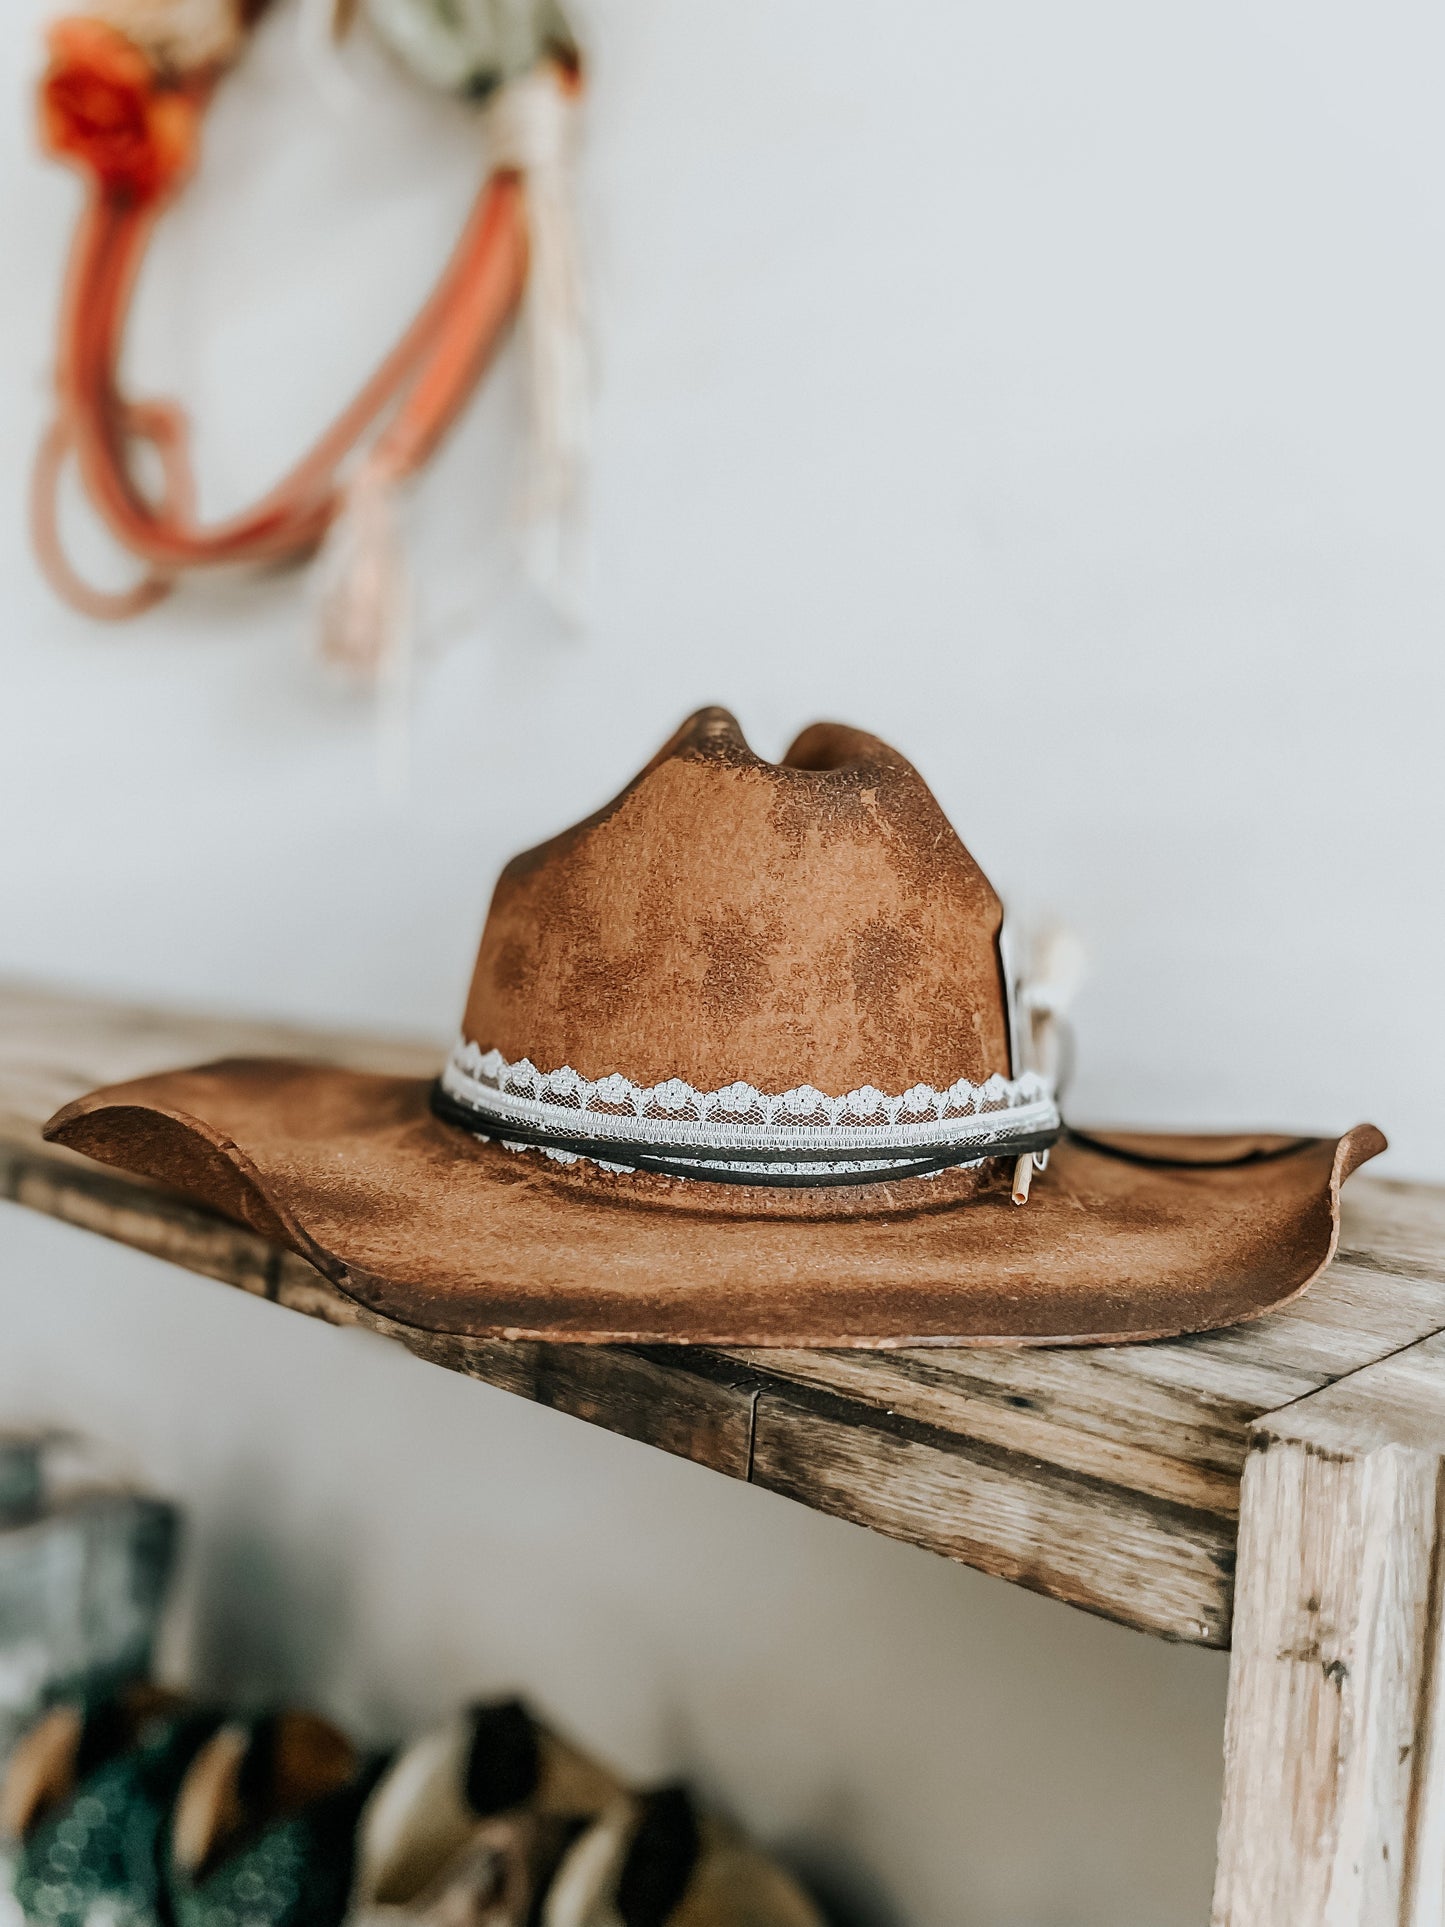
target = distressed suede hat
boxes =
[44,708,1384,1347]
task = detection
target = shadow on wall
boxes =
[186,1456,363,1707]
[786,1827,911,1927]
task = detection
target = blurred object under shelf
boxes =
[0,1430,177,1762]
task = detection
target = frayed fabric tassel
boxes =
[314,463,415,791]
[1012,927,1084,1205]
[314,461,409,685]
[484,62,588,618]
[1019,926,1087,1097]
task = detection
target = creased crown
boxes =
[461,707,1011,1097]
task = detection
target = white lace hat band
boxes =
[434,1040,1062,1186]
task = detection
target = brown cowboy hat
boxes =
[44,708,1384,1348]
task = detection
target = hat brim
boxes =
[43,1059,1386,1348]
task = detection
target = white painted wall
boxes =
[2,1,1441,1920]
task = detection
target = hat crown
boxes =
[462,708,1011,1098]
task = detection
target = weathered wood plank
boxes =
[269,1253,761,1476]
[738,1345,1257,1502]
[749,1379,1237,1645]
[5,978,1445,1652]
[1213,1330,1445,1924]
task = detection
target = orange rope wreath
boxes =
[32,4,576,667]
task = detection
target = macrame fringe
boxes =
[485,62,588,618]
[313,462,415,791]
[304,53,587,692]
[314,461,409,683]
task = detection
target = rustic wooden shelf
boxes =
[12,977,1445,1918]
[0,981,1439,1656]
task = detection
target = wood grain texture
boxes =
[1213,1330,1445,1924]
[5,981,1445,1647]
[750,1381,1237,1643]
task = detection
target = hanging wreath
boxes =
[32,0,584,678]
